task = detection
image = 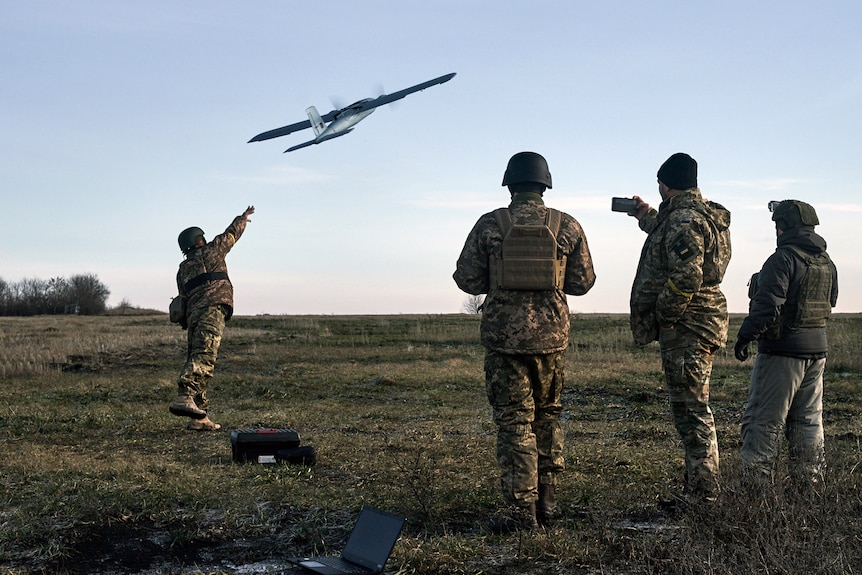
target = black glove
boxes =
[734,337,752,362]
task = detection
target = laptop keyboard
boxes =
[317,556,368,574]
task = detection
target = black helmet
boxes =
[178,226,205,254]
[771,200,819,231]
[502,151,552,189]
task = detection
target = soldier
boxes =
[170,205,255,431]
[454,152,596,531]
[628,153,731,504]
[734,200,838,491]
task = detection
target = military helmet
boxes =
[771,200,819,230]
[178,226,205,254]
[502,151,552,189]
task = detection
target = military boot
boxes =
[537,484,558,526]
[489,503,539,534]
[187,416,221,431]
[170,395,207,419]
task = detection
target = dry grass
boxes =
[0,313,861,574]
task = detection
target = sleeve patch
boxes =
[670,234,697,262]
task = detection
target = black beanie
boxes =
[657,153,698,190]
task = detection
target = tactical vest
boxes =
[782,245,833,329]
[748,245,833,338]
[488,207,566,290]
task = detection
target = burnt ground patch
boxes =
[50,522,294,574]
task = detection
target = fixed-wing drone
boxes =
[248,72,456,152]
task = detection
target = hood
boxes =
[659,188,731,231]
[778,226,827,254]
[704,199,731,232]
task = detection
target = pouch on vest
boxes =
[488,208,566,290]
[169,295,187,326]
[747,272,759,300]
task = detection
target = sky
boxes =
[3,1,861,316]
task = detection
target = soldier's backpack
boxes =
[488,207,566,290]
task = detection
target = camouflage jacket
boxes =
[630,189,731,347]
[176,213,248,320]
[454,193,596,354]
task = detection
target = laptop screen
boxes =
[340,506,405,571]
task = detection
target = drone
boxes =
[248,73,456,152]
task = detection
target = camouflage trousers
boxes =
[740,354,825,488]
[485,349,565,507]
[177,305,226,412]
[659,327,721,498]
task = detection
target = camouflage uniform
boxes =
[176,212,249,412]
[454,192,595,507]
[630,188,731,499]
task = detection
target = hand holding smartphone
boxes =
[611,197,639,215]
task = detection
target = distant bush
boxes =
[0,274,110,316]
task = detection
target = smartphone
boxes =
[611,197,639,214]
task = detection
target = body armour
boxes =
[739,226,838,356]
[488,207,566,290]
[454,194,596,354]
[749,245,834,339]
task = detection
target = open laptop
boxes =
[288,506,405,575]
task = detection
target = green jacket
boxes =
[630,189,731,347]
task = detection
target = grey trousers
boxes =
[740,353,826,485]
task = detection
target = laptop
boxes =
[288,506,405,575]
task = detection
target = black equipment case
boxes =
[230,428,315,465]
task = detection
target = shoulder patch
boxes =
[670,233,697,262]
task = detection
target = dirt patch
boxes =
[53,524,295,574]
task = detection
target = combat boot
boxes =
[489,503,539,534]
[170,395,207,419]
[187,416,221,431]
[537,484,558,526]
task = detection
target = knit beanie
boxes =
[657,153,698,190]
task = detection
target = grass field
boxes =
[1,313,861,574]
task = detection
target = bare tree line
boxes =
[0,274,110,316]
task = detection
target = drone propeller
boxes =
[329,96,347,111]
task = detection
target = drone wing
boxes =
[357,72,456,113]
[248,73,454,143]
[248,109,339,143]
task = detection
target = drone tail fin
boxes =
[306,106,326,136]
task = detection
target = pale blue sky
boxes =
[3,1,860,315]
